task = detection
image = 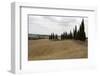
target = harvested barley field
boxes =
[28,39,88,60]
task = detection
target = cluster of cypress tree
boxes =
[49,19,86,41]
[49,33,58,40]
[61,31,73,40]
[73,19,86,41]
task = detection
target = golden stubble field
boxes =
[28,39,88,60]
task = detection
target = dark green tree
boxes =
[61,32,68,40]
[55,34,58,40]
[61,33,64,40]
[78,19,86,41]
[69,31,72,39]
[73,25,77,40]
[52,33,54,40]
[49,34,50,40]
[63,32,66,40]
[51,33,52,40]
[65,32,67,39]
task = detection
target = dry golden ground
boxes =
[28,39,88,60]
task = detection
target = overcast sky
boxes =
[28,15,88,37]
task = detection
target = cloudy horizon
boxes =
[28,15,88,37]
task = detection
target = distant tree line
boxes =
[49,33,58,40]
[49,19,86,41]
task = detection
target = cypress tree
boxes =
[69,31,72,39]
[61,34,62,40]
[55,34,58,40]
[61,32,64,40]
[52,33,54,40]
[51,33,52,40]
[78,19,86,41]
[65,32,67,39]
[74,25,77,40]
[49,35,50,40]
[63,32,65,40]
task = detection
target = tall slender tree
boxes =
[52,33,54,40]
[55,34,58,40]
[78,19,86,41]
[69,31,72,39]
[73,25,77,40]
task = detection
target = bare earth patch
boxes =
[28,39,88,60]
